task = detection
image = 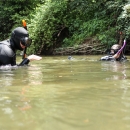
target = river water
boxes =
[0,55,130,130]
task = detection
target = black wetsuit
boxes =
[0,39,29,66]
[100,54,127,61]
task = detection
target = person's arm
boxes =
[112,39,126,60]
[18,58,30,66]
[100,55,115,61]
[112,52,121,59]
[18,54,42,66]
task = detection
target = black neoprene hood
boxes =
[11,27,29,50]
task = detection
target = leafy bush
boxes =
[63,18,109,47]
[118,3,130,38]
[0,0,44,40]
[0,0,128,54]
[27,0,68,54]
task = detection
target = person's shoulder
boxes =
[0,40,14,56]
[0,39,10,44]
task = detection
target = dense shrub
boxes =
[0,0,129,54]
[0,0,44,40]
[27,0,68,54]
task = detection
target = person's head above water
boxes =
[10,27,32,50]
[109,44,121,55]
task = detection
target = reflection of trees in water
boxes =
[18,65,43,111]
[101,61,127,80]
[0,65,18,87]
[101,61,130,127]
[27,65,43,85]
[0,72,14,87]
[0,65,43,113]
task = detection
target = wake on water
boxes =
[0,64,18,70]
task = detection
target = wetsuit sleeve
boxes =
[100,55,115,61]
[18,58,30,66]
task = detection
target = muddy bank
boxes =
[53,38,106,55]
[53,43,106,55]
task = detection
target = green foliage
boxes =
[63,18,108,47]
[97,27,117,48]
[27,0,68,54]
[117,3,130,38]
[61,0,124,48]
[0,0,129,54]
[0,0,44,40]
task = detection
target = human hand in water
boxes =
[27,54,42,61]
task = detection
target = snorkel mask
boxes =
[21,37,32,47]
[109,44,121,55]
[110,49,119,55]
[11,27,31,50]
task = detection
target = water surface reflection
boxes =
[0,55,130,130]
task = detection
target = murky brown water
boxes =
[0,55,130,130]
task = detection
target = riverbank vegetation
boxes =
[0,0,130,55]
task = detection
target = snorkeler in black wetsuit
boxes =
[100,44,127,61]
[0,27,42,66]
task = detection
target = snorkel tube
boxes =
[22,19,27,30]
[113,39,126,60]
[116,39,126,55]
[22,19,27,59]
